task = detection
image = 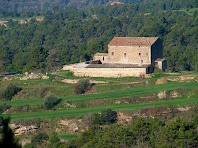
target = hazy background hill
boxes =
[0,0,143,11]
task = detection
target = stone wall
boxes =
[93,55,109,63]
[155,59,167,72]
[108,45,150,64]
[71,67,147,77]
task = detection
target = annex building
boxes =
[63,37,167,77]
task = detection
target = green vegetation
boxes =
[74,79,91,94]
[58,133,80,140]
[92,109,117,125]
[0,81,197,107]
[0,0,198,147]
[178,8,198,14]
[44,93,59,109]
[0,117,21,148]
[0,103,11,114]
[3,84,22,101]
[0,1,198,73]
[63,117,198,147]
[2,97,198,120]
[31,133,49,145]
[0,0,143,12]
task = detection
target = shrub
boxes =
[31,133,49,145]
[92,109,118,125]
[74,79,91,94]
[44,93,59,109]
[23,143,35,148]
[49,130,60,145]
[39,87,48,98]
[194,88,198,97]
[0,103,11,114]
[0,107,3,114]
[3,84,22,101]
[0,116,2,126]
[0,90,5,101]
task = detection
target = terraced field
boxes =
[0,81,197,107]
[1,70,198,146]
[2,97,198,120]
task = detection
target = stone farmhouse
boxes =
[63,37,167,77]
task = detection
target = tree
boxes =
[100,109,118,124]
[3,84,22,101]
[0,117,21,148]
[31,132,49,145]
[49,130,60,148]
[0,60,5,73]
[44,93,59,109]
[46,50,61,71]
[92,109,118,125]
[74,79,91,94]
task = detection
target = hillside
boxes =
[0,0,198,74]
[0,0,143,11]
[0,70,198,147]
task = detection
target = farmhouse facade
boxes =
[63,37,167,77]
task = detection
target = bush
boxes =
[39,87,48,98]
[44,93,59,109]
[31,133,49,145]
[0,103,11,114]
[49,130,60,146]
[92,109,118,125]
[0,90,5,101]
[3,84,22,101]
[74,79,91,94]
[23,143,35,148]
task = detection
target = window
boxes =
[141,60,143,64]
[139,53,141,56]
[103,57,104,61]
[124,53,126,56]
[112,52,114,55]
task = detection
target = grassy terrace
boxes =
[2,97,198,120]
[0,81,197,107]
[58,133,81,140]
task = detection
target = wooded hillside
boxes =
[0,0,143,11]
[0,0,197,73]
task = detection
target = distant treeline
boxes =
[0,0,198,73]
[0,0,143,12]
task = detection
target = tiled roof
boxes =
[94,53,108,56]
[108,37,159,46]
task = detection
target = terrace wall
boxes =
[70,67,147,77]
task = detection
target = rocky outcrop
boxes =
[69,123,79,132]
[61,79,108,84]
[1,73,49,82]
[179,76,196,82]
[171,91,181,98]
[15,125,39,135]
[10,124,40,135]
[158,91,166,99]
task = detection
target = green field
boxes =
[2,97,198,120]
[0,81,197,107]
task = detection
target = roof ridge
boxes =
[108,37,159,46]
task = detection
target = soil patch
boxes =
[155,78,167,85]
